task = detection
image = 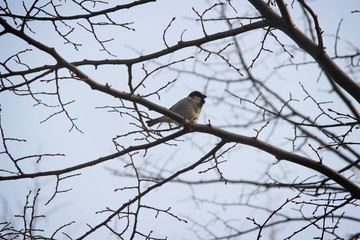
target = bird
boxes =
[146,91,207,127]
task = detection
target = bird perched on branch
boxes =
[146,91,207,127]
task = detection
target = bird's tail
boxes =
[146,118,159,127]
[146,116,169,127]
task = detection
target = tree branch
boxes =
[76,140,227,239]
[0,129,188,181]
[0,18,269,79]
[192,123,360,199]
[248,0,360,104]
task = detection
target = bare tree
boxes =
[1,0,359,239]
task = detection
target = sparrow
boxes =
[146,91,207,127]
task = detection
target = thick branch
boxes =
[192,124,360,199]
[248,0,360,104]
[275,0,294,26]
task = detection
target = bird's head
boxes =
[189,91,207,105]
